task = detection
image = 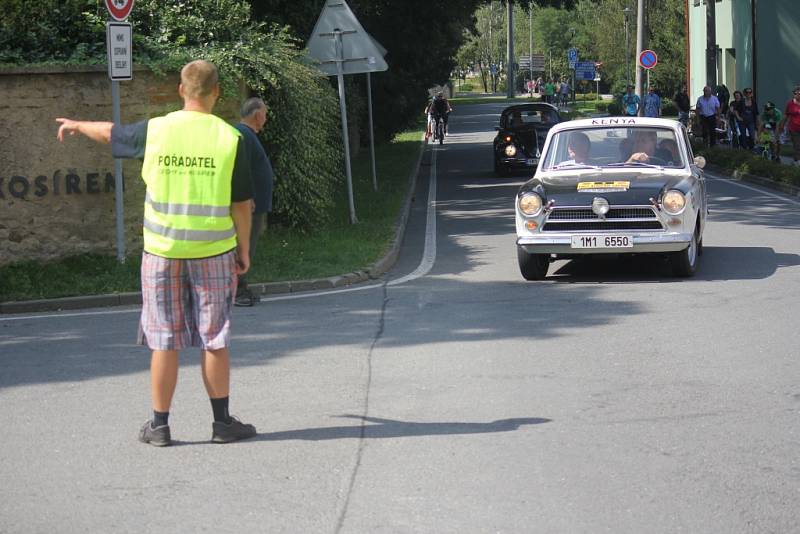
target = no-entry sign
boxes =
[105,0,134,21]
[639,49,658,70]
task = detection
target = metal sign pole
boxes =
[367,72,377,192]
[110,80,126,262]
[335,30,358,224]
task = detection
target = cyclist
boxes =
[431,92,453,140]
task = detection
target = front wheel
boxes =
[670,224,699,277]
[518,246,549,280]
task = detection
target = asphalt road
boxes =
[1,103,799,533]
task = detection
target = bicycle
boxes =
[433,113,445,145]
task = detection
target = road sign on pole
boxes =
[638,49,658,70]
[307,0,389,224]
[106,23,132,81]
[574,61,596,81]
[568,48,578,69]
[105,0,134,22]
[105,16,133,262]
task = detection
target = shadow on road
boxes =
[252,414,551,442]
[548,246,799,282]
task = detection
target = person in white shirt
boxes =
[696,86,721,147]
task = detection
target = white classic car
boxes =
[515,117,708,280]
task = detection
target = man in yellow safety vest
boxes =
[56,60,257,446]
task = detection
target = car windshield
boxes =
[503,108,558,128]
[541,126,685,170]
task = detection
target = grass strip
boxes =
[0,127,424,302]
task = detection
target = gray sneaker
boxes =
[211,416,257,443]
[139,420,171,447]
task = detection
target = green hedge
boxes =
[693,142,800,186]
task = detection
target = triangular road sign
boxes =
[307,0,388,76]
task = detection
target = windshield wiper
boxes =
[605,162,664,170]
[549,163,602,171]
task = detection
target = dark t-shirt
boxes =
[674,91,690,112]
[234,123,274,214]
[432,98,449,115]
[111,119,253,202]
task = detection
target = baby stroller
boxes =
[715,116,731,145]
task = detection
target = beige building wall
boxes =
[0,66,240,266]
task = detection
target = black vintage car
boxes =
[493,103,561,176]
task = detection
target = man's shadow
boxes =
[250,414,552,442]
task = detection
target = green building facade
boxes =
[687,0,800,110]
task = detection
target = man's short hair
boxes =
[240,97,266,118]
[180,60,219,99]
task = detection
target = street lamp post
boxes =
[623,6,632,86]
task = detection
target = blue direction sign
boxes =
[639,49,658,69]
[574,61,596,80]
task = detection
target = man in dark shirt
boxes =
[674,84,690,127]
[234,97,275,306]
[56,60,257,446]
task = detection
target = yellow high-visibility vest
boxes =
[140,111,240,258]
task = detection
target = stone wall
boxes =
[0,65,240,266]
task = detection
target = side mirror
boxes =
[494,126,501,131]
[693,155,706,169]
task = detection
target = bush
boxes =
[662,101,678,117]
[607,102,622,115]
[595,102,609,112]
[694,144,800,187]
[459,83,474,92]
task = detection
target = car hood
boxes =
[519,170,691,206]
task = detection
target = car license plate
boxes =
[526,158,537,166]
[571,235,633,249]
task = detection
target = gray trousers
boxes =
[238,212,266,289]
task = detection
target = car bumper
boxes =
[516,232,692,254]
[498,156,538,169]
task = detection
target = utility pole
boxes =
[634,0,645,114]
[706,0,717,87]
[529,7,533,86]
[623,6,632,86]
[506,0,514,98]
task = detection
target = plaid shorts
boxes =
[138,250,237,351]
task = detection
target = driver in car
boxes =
[562,132,591,165]
[625,130,672,164]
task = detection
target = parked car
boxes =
[514,117,708,279]
[493,103,561,176]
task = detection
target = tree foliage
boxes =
[457,0,685,98]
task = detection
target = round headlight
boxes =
[662,190,686,214]
[518,193,543,216]
[505,144,518,157]
[592,197,610,216]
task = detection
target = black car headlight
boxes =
[504,144,518,157]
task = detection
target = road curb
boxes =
[0,137,429,315]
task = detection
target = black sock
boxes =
[210,396,232,424]
[152,410,169,428]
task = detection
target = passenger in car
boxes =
[625,130,672,164]
[658,138,680,164]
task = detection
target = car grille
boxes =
[542,206,664,232]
